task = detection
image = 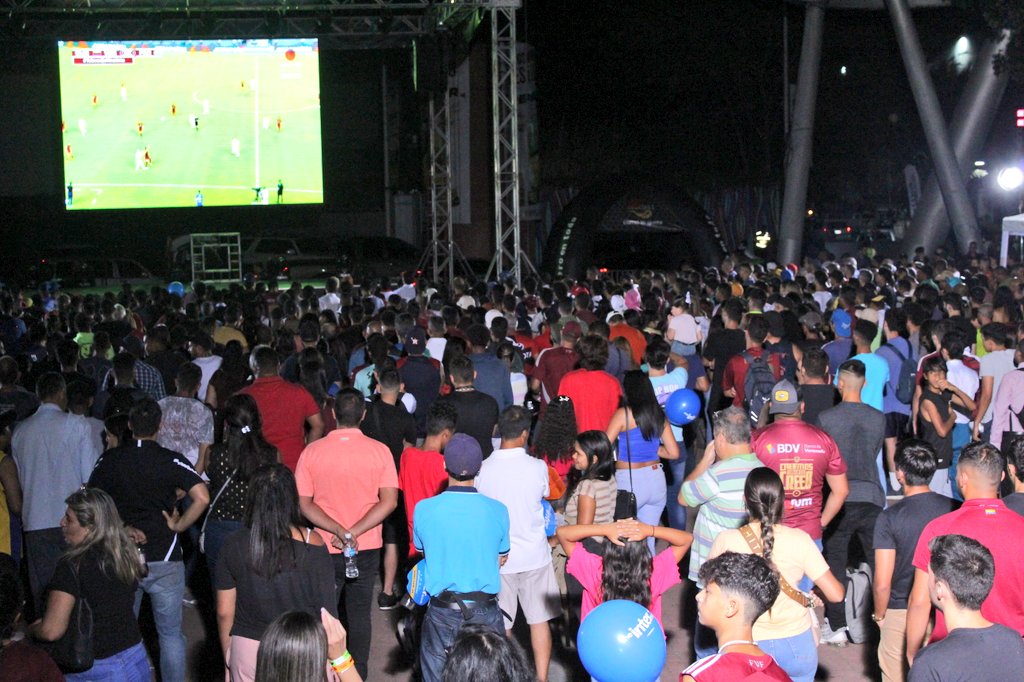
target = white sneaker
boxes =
[820,620,850,647]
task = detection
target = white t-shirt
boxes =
[980,348,1017,424]
[318,292,342,315]
[812,291,833,313]
[476,447,550,574]
[425,336,447,362]
[193,355,223,403]
[667,313,699,344]
[946,359,980,425]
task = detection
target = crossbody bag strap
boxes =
[200,468,237,536]
[739,524,813,608]
[624,408,633,492]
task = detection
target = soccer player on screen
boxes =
[120,83,127,101]
[195,190,203,207]
[277,180,283,203]
[78,119,86,136]
[65,144,74,161]
[143,147,152,168]
[276,116,282,132]
[137,121,144,136]
[135,149,144,171]
[66,182,73,206]
[231,139,240,157]
[171,103,176,117]
[91,93,97,106]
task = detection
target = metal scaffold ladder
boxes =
[190,232,242,283]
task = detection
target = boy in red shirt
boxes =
[398,402,458,557]
[681,552,792,681]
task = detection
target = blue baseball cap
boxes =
[831,308,852,338]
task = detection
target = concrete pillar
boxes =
[902,31,1011,256]
[886,0,981,253]
[777,2,825,267]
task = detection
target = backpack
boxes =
[742,350,778,428]
[884,341,915,404]
[845,562,874,644]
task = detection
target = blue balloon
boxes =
[406,560,430,606]
[577,600,666,682]
[167,281,186,296]
[542,499,557,537]
[664,388,700,425]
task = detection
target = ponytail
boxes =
[743,467,786,566]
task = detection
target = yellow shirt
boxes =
[0,453,10,556]
[709,522,830,641]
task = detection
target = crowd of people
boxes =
[2,245,1024,681]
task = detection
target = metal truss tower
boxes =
[419,89,471,283]
[486,1,534,285]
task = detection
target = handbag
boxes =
[739,524,821,646]
[614,409,638,520]
[199,469,236,554]
[41,562,94,673]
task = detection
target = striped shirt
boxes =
[679,453,760,583]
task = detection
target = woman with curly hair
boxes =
[708,468,844,682]
[532,395,578,481]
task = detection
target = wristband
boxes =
[329,651,352,670]
[333,659,355,675]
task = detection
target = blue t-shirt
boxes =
[649,367,689,441]
[413,487,510,596]
[835,352,889,412]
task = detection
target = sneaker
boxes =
[378,592,400,610]
[820,619,850,647]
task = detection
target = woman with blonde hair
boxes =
[29,488,149,680]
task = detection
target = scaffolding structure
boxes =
[485,1,535,285]
[189,232,242,284]
[8,0,529,282]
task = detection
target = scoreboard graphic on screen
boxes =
[58,38,323,210]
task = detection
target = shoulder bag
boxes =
[41,562,94,673]
[614,409,638,520]
[199,468,237,554]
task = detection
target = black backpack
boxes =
[743,351,778,427]
[884,341,916,404]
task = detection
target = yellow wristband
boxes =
[333,659,355,674]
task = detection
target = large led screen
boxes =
[58,38,322,209]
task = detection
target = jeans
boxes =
[756,628,818,682]
[823,501,881,629]
[693,618,718,660]
[420,600,503,682]
[202,518,244,577]
[24,527,66,616]
[66,641,150,682]
[133,560,186,682]
[615,465,666,554]
[664,443,689,531]
[331,548,379,680]
[949,423,971,501]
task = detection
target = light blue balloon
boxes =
[167,281,186,296]
[542,499,557,537]
[577,600,666,682]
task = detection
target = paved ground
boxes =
[175,564,880,682]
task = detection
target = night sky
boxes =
[524,0,1021,220]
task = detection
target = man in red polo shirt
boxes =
[906,441,1024,665]
[238,345,323,471]
[531,321,581,408]
[557,334,621,432]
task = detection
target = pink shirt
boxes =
[566,545,681,627]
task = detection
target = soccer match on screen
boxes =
[58,38,323,210]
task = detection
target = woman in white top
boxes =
[708,467,844,682]
[666,296,702,357]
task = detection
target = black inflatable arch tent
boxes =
[541,176,728,280]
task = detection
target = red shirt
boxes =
[398,446,448,556]
[681,651,791,681]
[722,347,784,407]
[533,346,579,404]
[558,368,621,432]
[609,323,647,366]
[912,498,1024,642]
[239,376,319,471]
[751,419,846,540]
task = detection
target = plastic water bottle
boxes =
[343,533,359,579]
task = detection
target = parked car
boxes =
[26,256,161,289]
